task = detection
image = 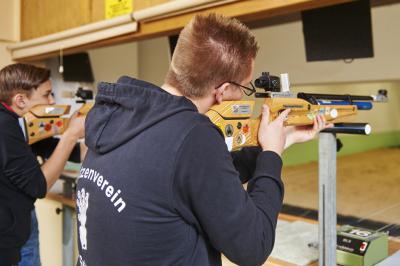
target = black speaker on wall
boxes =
[62,52,94,82]
[301,0,374,62]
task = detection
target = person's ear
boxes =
[214,83,230,104]
[12,93,28,110]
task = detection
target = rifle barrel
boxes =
[317,100,372,110]
[322,123,371,135]
[298,92,374,102]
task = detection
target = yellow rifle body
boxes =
[206,98,357,151]
[24,102,94,144]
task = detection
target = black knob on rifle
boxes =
[76,87,93,102]
[254,72,281,92]
[378,89,387,97]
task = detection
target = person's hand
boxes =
[64,111,85,140]
[258,105,291,156]
[284,114,333,149]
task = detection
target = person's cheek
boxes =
[235,89,244,100]
[39,97,50,105]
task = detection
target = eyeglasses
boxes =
[228,81,257,96]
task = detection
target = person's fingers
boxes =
[70,111,80,120]
[321,114,327,123]
[314,115,335,131]
[260,104,271,125]
[317,115,323,130]
[320,115,334,129]
[326,122,334,128]
[313,116,318,131]
[320,115,327,129]
[276,108,291,123]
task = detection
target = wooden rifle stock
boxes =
[23,102,94,144]
[206,98,357,151]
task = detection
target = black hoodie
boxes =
[76,76,284,266]
[0,104,47,266]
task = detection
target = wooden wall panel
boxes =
[21,0,146,40]
[0,0,19,42]
[21,0,92,40]
[134,0,170,11]
[91,0,106,22]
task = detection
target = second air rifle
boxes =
[22,88,94,145]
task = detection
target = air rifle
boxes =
[22,88,94,145]
[206,72,388,151]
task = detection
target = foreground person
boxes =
[76,14,329,266]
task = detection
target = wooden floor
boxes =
[282,147,400,225]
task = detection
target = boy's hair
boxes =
[165,13,259,98]
[0,63,50,105]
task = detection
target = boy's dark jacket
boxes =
[0,104,46,265]
[77,76,284,266]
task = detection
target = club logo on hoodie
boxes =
[77,188,90,250]
[79,255,87,266]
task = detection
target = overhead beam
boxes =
[18,0,352,62]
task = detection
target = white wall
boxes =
[89,41,139,85]
[43,41,139,114]
[138,37,170,86]
[90,37,168,86]
[131,3,400,87]
[252,2,400,85]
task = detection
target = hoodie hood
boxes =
[85,76,197,154]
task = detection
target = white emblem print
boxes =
[79,255,87,266]
[77,188,89,250]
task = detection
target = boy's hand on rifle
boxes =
[258,105,291,156]
[284,115,333,149]
[64,111,86,140]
